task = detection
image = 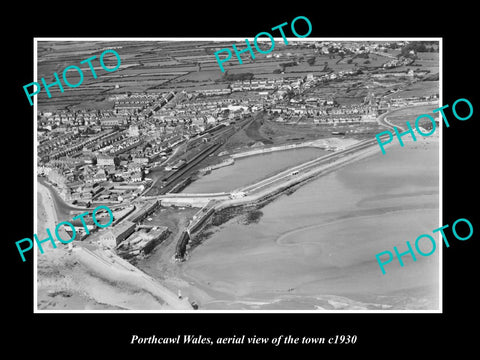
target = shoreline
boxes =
[171,136,440,310]
[37,181,59,230]
[36,180,193,311]
[36,133,439,310]
[177,140,384,259]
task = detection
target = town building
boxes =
[100,220,136,248]
[97,155,115,166]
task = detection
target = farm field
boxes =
[389,80,439,99]
[35,39,440,116]
[385,104,440,130]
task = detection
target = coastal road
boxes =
[376,102,439,133]
[376,110,404,132]
[238,139,379,196]
[38,178,90,220]
[173,138,382,259]
[153,138,379,206]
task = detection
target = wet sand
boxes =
[177,137,440,310]
[36,135,440,311]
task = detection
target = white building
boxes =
[128,125,140,137]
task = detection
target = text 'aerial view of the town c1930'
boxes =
[35,38,440,312]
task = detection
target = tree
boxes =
[322,61,329,72]
[400,42,430,58]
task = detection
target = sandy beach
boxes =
[36,181,191,310]
[36,133,440,311]
[175,136,440,310]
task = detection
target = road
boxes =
[37,177,91,220]
[237,139,378,196]
[143,139,380,207]
[144,116,255,196]
[376,109,404,132]
[173,138,382,259]
[376,102,439,133]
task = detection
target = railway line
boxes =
[152,116,254,195]
[158,142,223,193]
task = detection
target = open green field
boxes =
[386,104,440,130]
[415,52,439,72]
[36,40,439,112]
[220,111,387,152]
[174,69,224,82]
[390,80,439,99]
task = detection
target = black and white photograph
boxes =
[33,38,441,312]
[5,6,478,356]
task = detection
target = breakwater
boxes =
[174,140,380,261]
